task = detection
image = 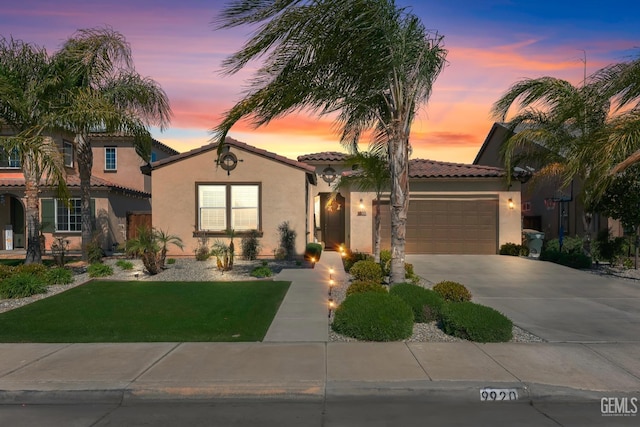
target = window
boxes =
[63,140,74,167]
[197,184,259,232]
[0,147,20,168]
[56,199,82,232]
[105,147,117,171]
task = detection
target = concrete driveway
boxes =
[406,255,640,343]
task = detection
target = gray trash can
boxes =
[523,229,545,258]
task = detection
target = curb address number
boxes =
[480,388,518,401]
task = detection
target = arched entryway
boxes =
[0,194,25,250]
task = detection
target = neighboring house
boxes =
[148,138,317,258]
[299,152,522,254]
[0,127,178,252]
[474,122,611,241]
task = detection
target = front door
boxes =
[320,193,345,251]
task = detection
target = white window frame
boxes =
[0,147,21,169]
[197,184,260,232]
[55,198,82,232]
[105,147,117,171]
[63,140,74,167]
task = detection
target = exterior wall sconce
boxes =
[357,198,367,216]
[508,198,514,210]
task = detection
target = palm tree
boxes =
[0,37,69,264]
[332,149,390,262]
[125,226,183,275]
[213,0,447,284]
[52,27,171,261]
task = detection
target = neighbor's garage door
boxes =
[379,198,498,254]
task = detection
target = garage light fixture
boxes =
[508,198,514,210]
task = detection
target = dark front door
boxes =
[320,193,345,251]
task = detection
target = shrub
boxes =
[390,283,444,322]
[331,292,414,341]
[544,236,584,254]
[45,267,74,285]
[343,250,373,272]
[250,265,273,278]
[440,302,513,342]
[86,239,105,264]
[115,260,134,270]
[87,263,113,278]
[167,258,176,265]
[304,242,323,262]
[277,221,297,261]
[541,249,592,269]
[346,281,387,297]
[349,260,383,283]
[241,230,261,260]
[499,242,526,256]
[0,273,47,299]
[195,246,211,261]
[379,249,391,276]
[433,281,472,303]
[16,263,48,279]
[0,264,16,280]
[404,263,416,281]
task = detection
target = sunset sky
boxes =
[1,0,638,163]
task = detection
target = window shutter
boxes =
[41,199,55,232]
[90,199,96,230]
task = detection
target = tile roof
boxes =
[88,132,180,156]
[150,137,317,176]
[297,152,348,162]
[409,159,506,178]
[0,175,150,197]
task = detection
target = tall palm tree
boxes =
[213,0,446,284]
[0,37,68,264]
[332,149,390,262]
[52,27,171,260]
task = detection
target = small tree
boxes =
[277,221,297,261]
[126,226,183,275]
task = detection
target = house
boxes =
[0,128,178,252]
[299,152,522,254]
[148,138,317,258]
[473,122,611,241]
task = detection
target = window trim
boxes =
[63,140,74,168]
[195,182,262,235]
[104,146,117,171]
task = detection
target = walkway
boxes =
[263,251,346,342]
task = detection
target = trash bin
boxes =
[523,229,545,258]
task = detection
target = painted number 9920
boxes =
[480,388,518,401]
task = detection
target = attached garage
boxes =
[379,197,498,254]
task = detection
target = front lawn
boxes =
[0,280,290,343]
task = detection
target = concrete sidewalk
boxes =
[0,251,639,404]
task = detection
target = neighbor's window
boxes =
[198,184,259,232]
[0,147,20,168]
[56,199,82,232]
[105,147,117,171]
[63,140,74,167]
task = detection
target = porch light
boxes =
[508,198,514,210]
[357,198,366,216]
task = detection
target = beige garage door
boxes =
[379,198,498,254]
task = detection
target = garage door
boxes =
[379,198,498,254]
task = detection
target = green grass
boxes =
[0,280,290,343]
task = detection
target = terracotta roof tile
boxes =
[151,137,317,175]
[409,159,506,178]
[297,152,348,162]
[0,175,150,197]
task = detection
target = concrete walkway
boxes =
[0,252,639,405]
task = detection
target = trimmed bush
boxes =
[241,230,261,260]
[304,242,323,262]
[380,249,391,276]
[166,258,176,265]
[541,249,592,269]
[440,302,513,342]
[250,265,273,278]
[433,281,472,302]
[16,263,48,279]
[499,242,528,256]
[349,260,383,283]
[390,283,444,322]
[331,292,414,341]
[45,267,74,285]
[343,250,373,272]
[88,263,113,278]
[0,264,16,280]
[115,260,134,270]
[0,273,47,299]
[346,281,387,297]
